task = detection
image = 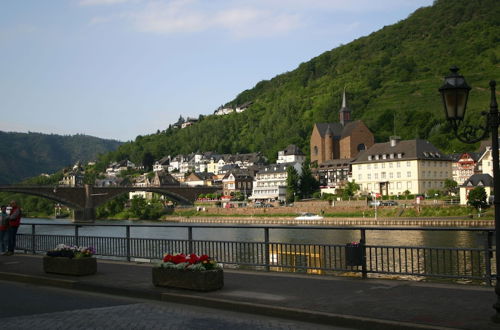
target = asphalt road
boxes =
[0,280,349,329]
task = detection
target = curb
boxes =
[0,271,454,330]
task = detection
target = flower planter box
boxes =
[152,267,223,291]
[43,256,97,276]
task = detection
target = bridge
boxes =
[0,184,220,222]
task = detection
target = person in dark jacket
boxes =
[0,205,8,253]
[4,200,21,256]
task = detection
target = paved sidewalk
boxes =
[0,254,497,330]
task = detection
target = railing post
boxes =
[126,225,131,262]
[31,224,36,254]
[360,228,367,279]
[484,230,493,286]
[264,227,270,271]
[75,225,80,246]
[188,226,193,254]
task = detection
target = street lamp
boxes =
[439,66,499,322]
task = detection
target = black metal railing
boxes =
[16,223,497,285]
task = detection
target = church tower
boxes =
[339,87,351,126]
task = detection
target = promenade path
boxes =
[0,254,498,330]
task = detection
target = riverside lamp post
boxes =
[439,66,499,322]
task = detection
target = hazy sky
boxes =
[0,0,434,141]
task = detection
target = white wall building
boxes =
[352,137,453,196]
[249,162,302,202]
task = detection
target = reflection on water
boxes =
[19,218,487,248]
[19,218,495,284]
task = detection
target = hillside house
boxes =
[222,170,253,197]
[183,172,215,187]
[459,174,493,205]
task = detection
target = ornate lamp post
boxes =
[439,66,499,322]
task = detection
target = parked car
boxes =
[369,201,381,206]
[381,201,398,206]
[294,213,324,220]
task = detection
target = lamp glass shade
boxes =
[439,67,471,122]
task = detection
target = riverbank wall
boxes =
[163,216,494,227]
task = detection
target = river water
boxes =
[19,217,491,249]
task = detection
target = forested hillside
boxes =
[98,0,500,167]
[0,131,122,184]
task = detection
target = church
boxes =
[310,89,374,188]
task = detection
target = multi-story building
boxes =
[222,170,253,197]
[314,158,352,192]
[249,163,302,202]
[277,144,306,164]
[352,137,452,196]
[451,152,481,185]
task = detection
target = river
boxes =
[19,217,490,249]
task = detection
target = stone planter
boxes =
[43,256,97,276]
[152,267,223,291]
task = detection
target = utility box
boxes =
[345,243,363,266]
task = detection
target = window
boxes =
[368,155,372,161]
[381,172,386,179]
[397,172,401,178]
[397,182,402,189]
[367,173,371,179]
[375,155,379,160]
[374,173,378,179]
[397,153,402,158]
[389,172,394,179]
[381,163,385,168]
[407,171,411,178]
[313,146,318,156]
[407,182,412,189]
[374,163,378,169]
[406,161,411,167]
[389,163,393,168]
[382,154,387,159]
[397,162,401,168]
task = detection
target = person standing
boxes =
[4,200,21,256]
[0,206,8,254]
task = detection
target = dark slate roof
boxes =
[258,163,298,174]
[340,120,365,138]
[195,172,215,180]
[282,144,305,156]
[154,171,179,185]
[314,123,344,138]
[450,152,482,162]
[353,139,449,163]
[461,174,494,187]
[318,158,354,168]
[156,156,170,165]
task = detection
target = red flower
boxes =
[172,253,187,264]
[163,254,174,262]
[199,254,210,262]
[188,253,199,264]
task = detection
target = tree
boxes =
[342,180,360,199]
[467,186,488,211]
[286,166,300,203]
[444,179,458,196]
[299,162,319,199]
[142,152,155,172]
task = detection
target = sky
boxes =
[0,0,434,142]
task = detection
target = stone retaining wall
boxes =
[165,216,493,228]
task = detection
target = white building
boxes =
[352,137,453,196]
[249,162,302,202]
[277,144,306,165]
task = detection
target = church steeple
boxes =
[339,87,351,126]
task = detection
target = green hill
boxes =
[0,131,122,184]
[98,0,500,167]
